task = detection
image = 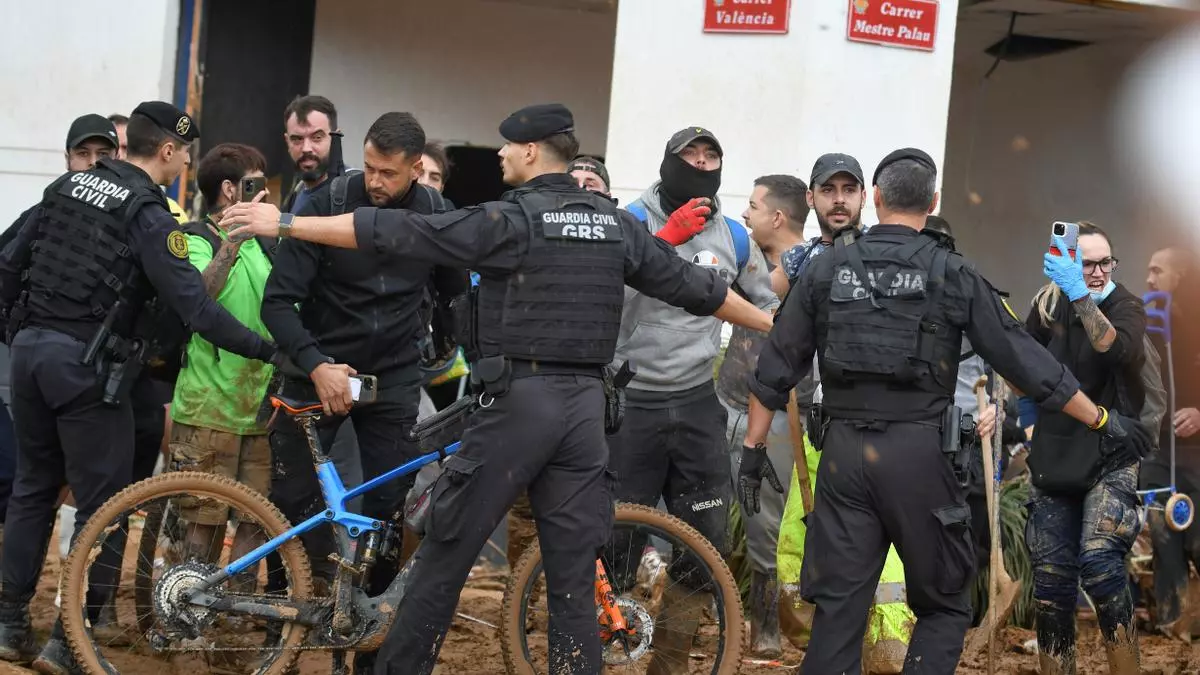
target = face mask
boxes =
[1089,280,1116,302]
[658,152,722,214]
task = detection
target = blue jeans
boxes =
[1026,464,1139,659]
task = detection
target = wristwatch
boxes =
[278,212,295,238]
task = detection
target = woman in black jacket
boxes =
[1023,222,1148,674]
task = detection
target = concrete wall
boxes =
[0,0,179,230]
[308,0,617,169]
[942,22,1166,308]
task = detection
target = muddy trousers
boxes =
[375,373,613,675]
[1026,464,1140,670]
[799,420,974,675]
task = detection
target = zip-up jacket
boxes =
[262,174,467,385]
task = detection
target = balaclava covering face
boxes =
[658,130,722,214]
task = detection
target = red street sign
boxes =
[846,0,938,51]
[704,0,791,34]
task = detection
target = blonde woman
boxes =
[1023,222,1150,674]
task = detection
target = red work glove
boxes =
[656,198,712,246]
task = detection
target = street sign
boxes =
[846,0,938,51]
[704,0,792,35]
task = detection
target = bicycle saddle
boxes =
[270,395,324,417]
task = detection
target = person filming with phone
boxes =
[1021,221,1150,674]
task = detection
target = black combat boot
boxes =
[0,599,36,663]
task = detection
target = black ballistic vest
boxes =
[472,184,626,364]
[820,228,963,421]
[23,159,164,341]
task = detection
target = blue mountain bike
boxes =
[60,391,743,674]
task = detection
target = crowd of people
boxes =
[0,90,1191,675]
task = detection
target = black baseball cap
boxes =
[872,147,937,185]
[131,101,200,143]
[499,103,575,143]
[567,156,610,189]
[810,153,865,187]
[65,114,119,151]
[666,126,723,157]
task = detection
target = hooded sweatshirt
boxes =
[615,181,779,394]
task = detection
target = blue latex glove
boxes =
[1043,235,1088,301]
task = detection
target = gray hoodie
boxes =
[615,182,779,392]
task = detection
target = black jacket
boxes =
[1025,283,1147,493]
[262,174,468,385]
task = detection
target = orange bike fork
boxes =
[594,558,628,637]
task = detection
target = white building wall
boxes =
[604,0,960,238]
[308,0,617,170]
[0,0,179,229]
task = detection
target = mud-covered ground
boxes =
[0,534,1194,674]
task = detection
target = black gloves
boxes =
[1095,407,1154,468]
[738,443,784,515]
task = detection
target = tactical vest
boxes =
[820,228,963,421]
[23,159,164,340]
[471,184,626,364]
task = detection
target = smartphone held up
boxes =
[1049,221,1079,260]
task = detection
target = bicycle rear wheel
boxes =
[61,471,314,675]
[500,502,744,675]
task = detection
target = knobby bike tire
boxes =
[61,472,315,675]
[499,502,744,675]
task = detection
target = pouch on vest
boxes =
[470,355,511,398]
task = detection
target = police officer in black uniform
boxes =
[0,101,279,671]
[221,103,772,675]
[742,148,1155,674]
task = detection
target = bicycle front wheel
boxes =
[61,471,314,675]
[500,502,744,675]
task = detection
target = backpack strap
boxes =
[724,215,749,272]
[180,220,223,255]
[421,183,448,214]
[625,199,649,224]
[330,175,350,216]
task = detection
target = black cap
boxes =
[810,153,865,187]
[498,103,575,143]
[666,126,723,157]
[131,101,200,143]
[567,156,610,189]
[65,114,119,151]
[872,147,937,185]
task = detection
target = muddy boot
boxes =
[1095,589,1139,675]
[647,584,709,675]
[0,600,36,663]
[32,626,118,675]
[1035,603,1077,675]
[864,637,906,674]
[748,571,782,659]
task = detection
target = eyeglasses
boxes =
[1082,257,1118,274]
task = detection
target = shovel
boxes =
[963,375,1021,673]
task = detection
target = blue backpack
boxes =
[625,199,749,273]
